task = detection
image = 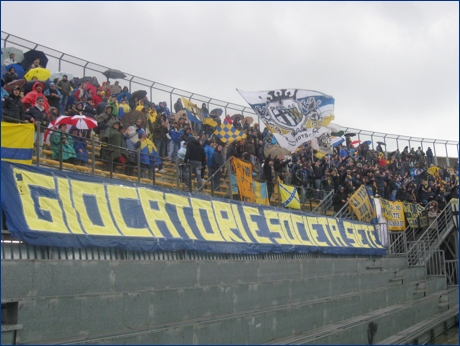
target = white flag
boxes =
[237,88,335,152]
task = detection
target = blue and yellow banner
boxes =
[232,157,255,203]
[403,202,429,229]
[253,181,269,205]
[379,199,406,231]
[349,185,377,223]
[1,122,35,165]
[1,161,385,256]
[279,183,300,209]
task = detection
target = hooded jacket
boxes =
[184,138,206,165]
[24,102,50,131]
[21,82,50,111]
[2,89,26,122]
[69,126,88,162]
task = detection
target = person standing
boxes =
[2,86,26,122]
[426,147,434,167]
[57,75,72,113]
[211,145,225,191]
[24,97,50,156]
[184,137,206,190]
[44,82,61,111]
[332,185,348,212]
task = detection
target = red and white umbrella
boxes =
[55,114,98,129]
[44,117,72,144]
[350,139,361,146]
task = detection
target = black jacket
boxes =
[184,138,206,165]
[24,106,50,132]
[2,93,26,122]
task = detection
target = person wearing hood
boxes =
[332,185,348,212]
[50,123,77,163]
[108,94,119,117]
[135,128,161,179]
[96,104,118,138]
[211,145,225,191]
[174,98,184,113]
[24,97,50,156]
[44,82,61,110]
[178,127,194,144]
[68,102,84,116]
[151,113,169,160]
[69,126,88,165]
[101,119,128,172]
[3,53,16,65]
[21,81,50,112]
[168,121,183,161]
[2,86,26,123]
[204,140,215,174]
[123,126,139,176]
[184,137,206,190]
[4,67,18,84]
[48,107,59,122]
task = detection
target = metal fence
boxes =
[2,31,458,164]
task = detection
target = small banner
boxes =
[214,122,246,143]
[349,185,377,223]
[403,202,429,229]
[253,181,270,205]
[1,122,35,165]
[379,199,406,231]
[279,183,301,209]
[231,157,255,203]
[181,97,204,122]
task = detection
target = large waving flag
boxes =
[237,89,335,152]
[310,131,333,154]
[214,122,246,143]
[279,183,301,209]
[181,97,218,126]
[1,122,35,165]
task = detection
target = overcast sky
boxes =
[2,1,459,144]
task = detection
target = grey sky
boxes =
[2,1,458,143]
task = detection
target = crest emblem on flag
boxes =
[237,89,335,151]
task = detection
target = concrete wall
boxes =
[4,256,451,344]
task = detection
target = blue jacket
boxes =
[205,145,215,167]
[169,127,183,143]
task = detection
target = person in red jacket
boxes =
[21,81,50,112]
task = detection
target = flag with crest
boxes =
[237,88,335,152]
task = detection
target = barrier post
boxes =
[59,130,63,171]
[90,136,95,176]
[35,122,41,167]
[136,149,141,183]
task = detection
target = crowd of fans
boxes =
[2,65,458,207]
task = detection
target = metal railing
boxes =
[196,156,232,195]
[2,31,458,163]
[406,199,456,266]
[311,190,334,215]
[335,200,359,221]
